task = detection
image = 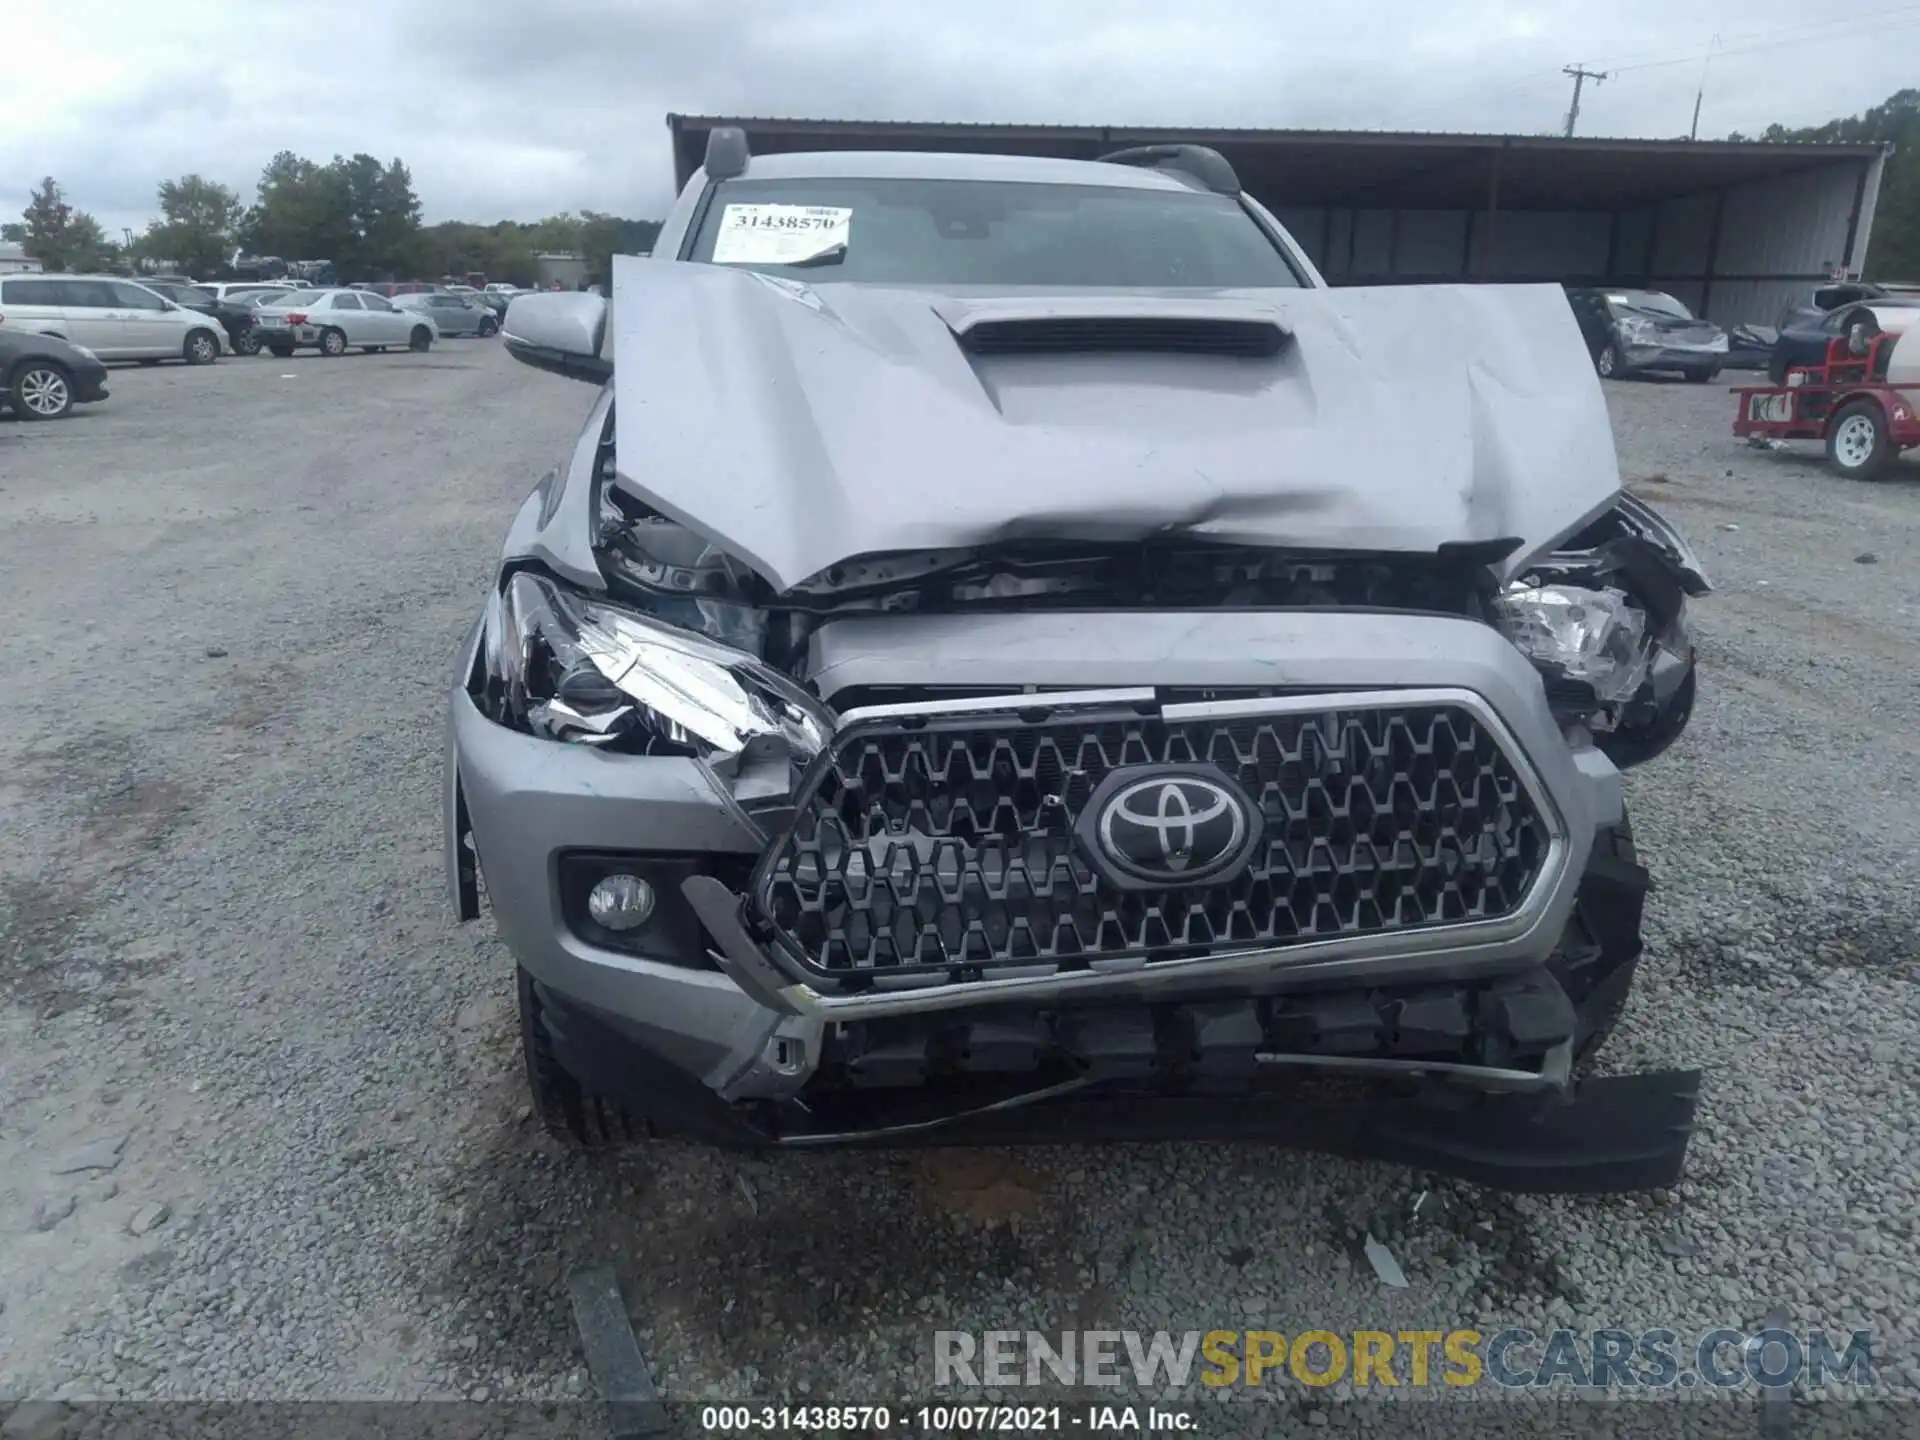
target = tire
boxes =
[1595,343,1620,379]
[1826,399,1895,480]
[1685,364,1720,384]
[268,344,295,359]
[234,329,262,356]
[518,967,645,1150]
[9,361,74,420]
[408,325,433,353]
[478,316,498,337]
[318,327,348,358]
[183,329,220,366]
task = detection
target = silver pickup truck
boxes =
[445,130,1710,1193]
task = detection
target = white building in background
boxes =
[0,241,44,274]
[534,250,588,289]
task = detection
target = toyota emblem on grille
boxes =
[1080,766,1261,888]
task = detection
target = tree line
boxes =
[5,150,660,289]
[1727,87,1920,284]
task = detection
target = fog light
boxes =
[587,874,655,931]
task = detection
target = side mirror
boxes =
[502,291,612,385]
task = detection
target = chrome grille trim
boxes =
[748,687,1571,1002]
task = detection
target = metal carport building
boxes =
[666,114,1891,327]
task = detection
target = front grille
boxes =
[753,696,1553,987]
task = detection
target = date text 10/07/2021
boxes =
[699,1405,1196,1433]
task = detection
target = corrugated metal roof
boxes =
[664,113,1888,212]
[666,113,1888,156]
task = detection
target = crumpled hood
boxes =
[610,256,1622,590]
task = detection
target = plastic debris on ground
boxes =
[1363,1234,1410,1289]
[567,1266,671,1438]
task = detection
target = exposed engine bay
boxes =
[477,417,1706,779]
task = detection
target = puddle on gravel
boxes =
[2,735,198,1015]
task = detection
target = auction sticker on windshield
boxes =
[711,204,852,265]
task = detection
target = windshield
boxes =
[270,291,327,309]
[686,176,1305,288]
[1608,290,1693,320]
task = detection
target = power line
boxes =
[1574,2,1920,73]
[1609,14,1920,74]
[1411,5,1920,127]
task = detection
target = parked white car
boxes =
[0,273,230,363]
[249,288,440,357]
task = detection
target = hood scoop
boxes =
[956,315,1288,357]
[937,295,1292,359]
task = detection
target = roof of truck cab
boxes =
[722,149,1200,190]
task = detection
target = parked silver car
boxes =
[397,291,499,337]
[250,288,439,356]
[450,134,1712,1193]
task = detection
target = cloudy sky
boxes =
[4,0,1916,236]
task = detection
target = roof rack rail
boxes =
[705,125,750,181]
[1095,144,1240,196]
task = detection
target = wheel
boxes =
[318,327,348,358]
[1595,343,1619,379]
[9,362,73,420]
[183,329,219,365]
[234,329,262,356]
[1548,816,1644,1069]
[268,344,295,359]
[518,968,645,1150]
[1685,365,1720,384]
[1826,399,1895,480]
[477,315,498,337]
[408,326,433,353]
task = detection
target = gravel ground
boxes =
[1,350,1915,1429]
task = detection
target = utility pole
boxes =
[1689,36,1721,141]
[1562,65,1609,137]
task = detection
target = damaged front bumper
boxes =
[1618,341,1728,374]
[537,965,1699,1194]
[446,605,1701,1193]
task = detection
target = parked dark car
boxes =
[1565,287,1729,382]
[1768,294,1920,383]
[1774,280,1920,336]
[140,279,265,356]
[1723,324,1778,370]
[0,327,110,420]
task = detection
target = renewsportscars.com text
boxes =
[934,1327,1875,1391]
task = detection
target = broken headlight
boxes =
[477,571,831,761]
[1615,315,1660,348]
[1492,584,1651,705]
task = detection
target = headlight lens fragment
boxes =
[1493,584,1651,705]
[486,571,830,760]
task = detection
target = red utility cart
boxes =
[1731,331,1920,480]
